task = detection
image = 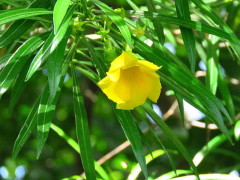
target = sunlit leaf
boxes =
[72,66,96,180]
[0,0,50,48]
[25,5,75,81]
[0,33,48,98]
[174,0,196,72]
[53,0,71,34]
[143,103,199,180]
[0,8,52,26]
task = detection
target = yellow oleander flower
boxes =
[98,51,161,110]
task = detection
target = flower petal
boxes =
[98,76,111,89]
[98,76,130,103]
[138,60,160,71]
[121,51,138,69]
[148,77,161,102]
[107,70,120,82]
[116,66,152,109]
[107,51,139,82]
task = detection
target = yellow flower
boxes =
[98,51,161,110]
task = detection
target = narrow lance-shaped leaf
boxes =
[0,0,51,48]
[0,8,52,26]
[13,40,76,158]
[138,11,239,45]
[0,20,35,48]
[83,36,148,178]
[47,29,71,101]
[25,5,76,81]
[206,35,219,95]
[133,106,177,174]
[193,129,234,166]
[146,0,165,44]
[91,0,132,48]
[218,64,235,120]
[128,150,166,180]
[36,84,57,158]
[0,33,48,98]
[9,61,31,112]
[71,66,96,180]
[175,93,185,124]
[53,0,71,34]
[36,37,74,158]
[114,109,148,178]
[51,124,110,180]
[82,37,107,78]
[0,0,21,7]
[142,103,200,180]
[175,0,196,72]
[12,97,40,157]
[0,54,11,71]
[36,81,65,158]
[191,0,240,62]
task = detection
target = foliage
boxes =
[0,0,240,179]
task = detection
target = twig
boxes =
[97,141,131,166]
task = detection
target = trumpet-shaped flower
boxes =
[98,51,161,110]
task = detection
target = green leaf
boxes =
[133,106,177,173]
[0,0,21,7]
[91,0,132,48]
[51,124,110,180]
[191,0,240,62]
[137,11,239,49]
[9,61,31,112]
[234,120,240,141]
[205,35,219,95]
[0,33,48,98]
[0,20,35,48]
[36,40,75,158]
[156,169,192,180]
[128,149,166,180]
[126,0,139,10]
[12,97,40,157]
[25,5,75,81]
[0,8,52,26]
[174,0,196,72]
[170,174,240,180]
[0,54,10,71]
[193,128,234,166]
[74,66,99,84]
[46,29,71,101]
[13,39,72,157]
[72,66,96,180]
[114,109,148,178]
[146,0,165,44]
[53,0,71,34]
[0,0,50,48]
[94,162,110,180]
[82,37,107,78]
[143,103,199,180]
[218,64,235,120]
[175,93,185,124]
[36,84,59,158]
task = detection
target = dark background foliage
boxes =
[1,0,240,180]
